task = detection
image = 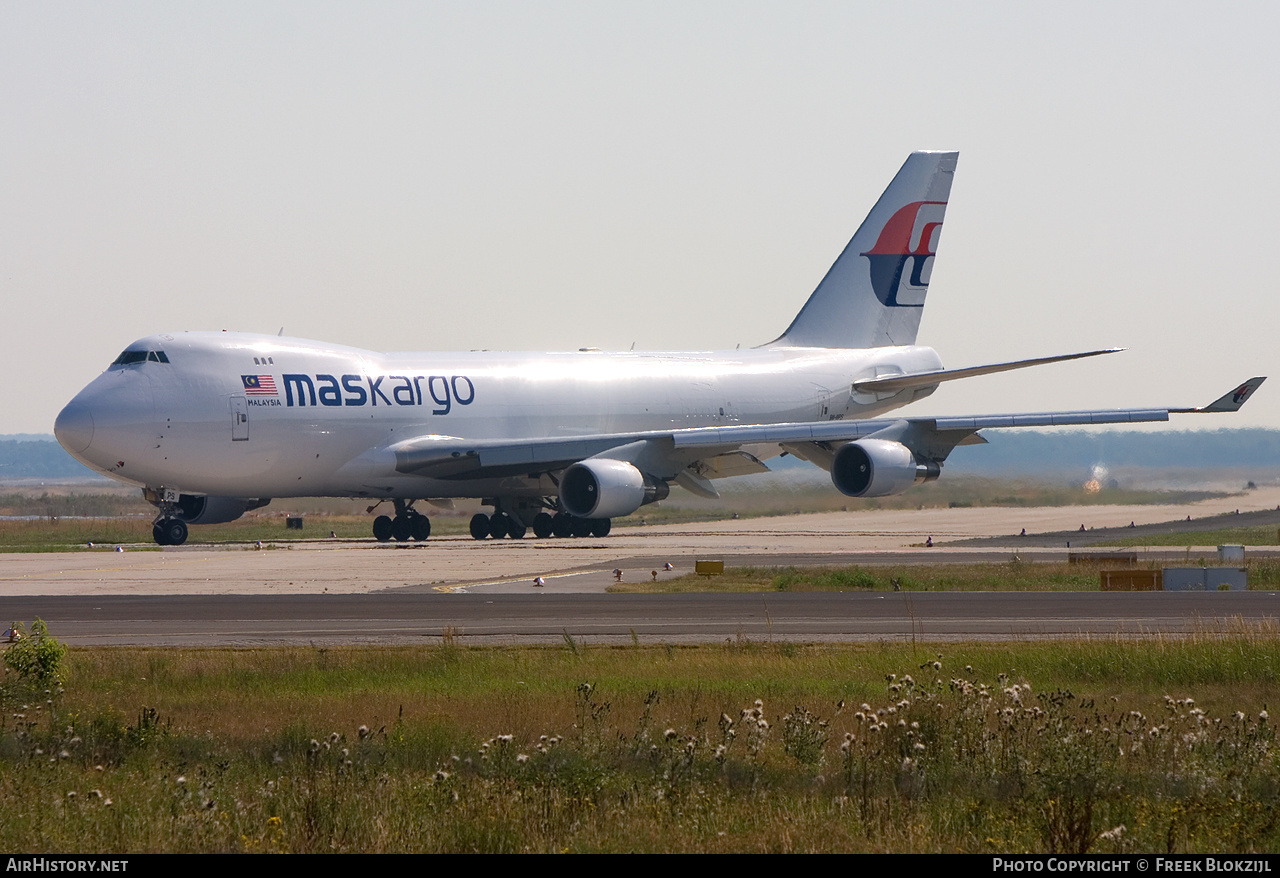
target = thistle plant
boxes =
[3,619,67,687]
[781,705,828,768]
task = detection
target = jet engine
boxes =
[560,459,670,519]
[172,494,272,525]
[830,439,940,498]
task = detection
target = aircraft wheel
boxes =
[590,518,612,538]
[410,515,431,541]
[153,523,170,546]
[489,513,510,539]
[507,520,527,539]
[469,513,491,540]
[571,517,592,538]
[160,518,188,546]
[373,515,394,542]
[532,512,554,539]
[391,516,412,542]
[552,512,573,538]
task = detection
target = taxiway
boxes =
[2,489,1278,646]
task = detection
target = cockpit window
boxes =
[111,349,169,366]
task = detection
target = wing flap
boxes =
[690,450,772,479]
[932,409,1171,431]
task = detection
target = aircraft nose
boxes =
[54,401,95,454]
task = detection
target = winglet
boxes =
[1173,377,1267,413]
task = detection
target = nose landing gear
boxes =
[152,518,189,546]
[148,489,190,546]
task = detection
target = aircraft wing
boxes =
[391,377,1265,484]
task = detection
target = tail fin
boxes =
[768,151,957,349]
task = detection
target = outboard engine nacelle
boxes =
[830,439,940,498]
[560,459,670,519]
[173,494,271,525]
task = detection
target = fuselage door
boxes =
[814,384,849,420]
[230,396,249,441]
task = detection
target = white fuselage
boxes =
[56,331,944,500]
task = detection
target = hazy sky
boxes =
[3,2,1276,434]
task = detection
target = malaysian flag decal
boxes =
[242,375,278,395]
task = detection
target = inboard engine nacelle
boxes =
[171,494,272,525]
[831,439,940,498]
[560,459,670,519]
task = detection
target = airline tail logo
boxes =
[1233,383,1255,404]
[861,200,946,307]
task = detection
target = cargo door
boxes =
[230,396,249,441]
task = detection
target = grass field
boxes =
[2,635,1277,853]
[1098,525,1280,548]
[4,475,1275,852]
[608,559,1280,593]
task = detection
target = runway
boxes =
[2,591,1277,646]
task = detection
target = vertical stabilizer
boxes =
[769,151,957,349]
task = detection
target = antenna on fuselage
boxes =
[278,327,284,336]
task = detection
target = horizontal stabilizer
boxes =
[1171,377,1267,413]
[852,349,1121,394]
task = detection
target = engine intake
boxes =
[560,459,669,519]
[830,439,939,498]
[173,494,271,525]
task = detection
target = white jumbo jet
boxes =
[54,151,1265,546]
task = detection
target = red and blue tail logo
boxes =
[860,200,946,308]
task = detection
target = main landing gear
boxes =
[372,499,431,543]
[368,500,612,542]
[468,510,611,540]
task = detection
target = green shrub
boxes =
[3,619,67,685]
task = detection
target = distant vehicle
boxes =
[54,152,1265,546]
